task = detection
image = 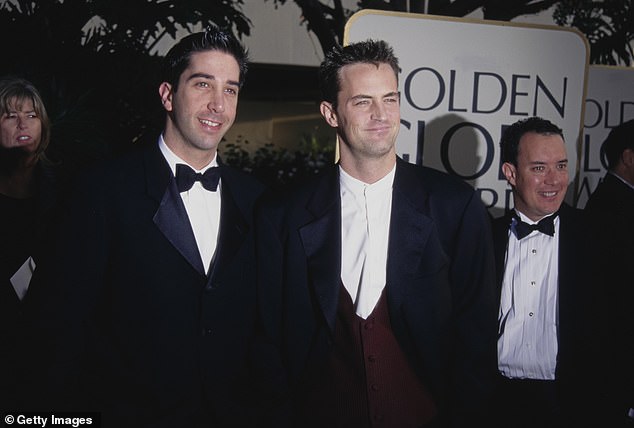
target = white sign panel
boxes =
[345,10,589,216]
[576,65,634,208]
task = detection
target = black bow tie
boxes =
[512,212,558,240]
[175,164,221,192]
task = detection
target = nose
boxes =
[17,117,27,129]
[371,102,386,121]
[544,168,559,185]
[207,90,225,113]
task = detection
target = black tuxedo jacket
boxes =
[25,141,265,427]
[585,173,634,419]
[255,158,498,426]
[585,172,634,253]
[491,204,606,420]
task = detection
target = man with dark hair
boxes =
[585,119,634,426]
[27,27,264,427]
[255,39,497,427]
[492,117,603,427]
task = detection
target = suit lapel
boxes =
[146,143,205,276]
[386,160,436,310]
[492,213,513,294]
[299,168,341,334]
[206,168,249,286]
[556,204,579,315]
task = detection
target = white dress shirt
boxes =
[159,136,221,274]
[498,210,560,380]
[339,165,394,319]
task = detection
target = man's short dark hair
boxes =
[162,26,248,91]
[601,118,634,170]
[500,116,564,166]
[318,39,400,109]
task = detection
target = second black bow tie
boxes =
[512,213,557,240]
[175,164,221,192]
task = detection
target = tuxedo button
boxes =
[202,328,213,336]
[204,284,214,292]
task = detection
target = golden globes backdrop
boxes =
[345,10,589,216]
[576,65,634,208]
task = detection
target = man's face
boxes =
[320,62,400,162]
[503,132,569,221]
[159,50,240,165]
[0,98,41,154]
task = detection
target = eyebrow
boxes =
[187,72,240,88]
[5,109,36,114]
[350,91,400,101]
[528,159,568,164]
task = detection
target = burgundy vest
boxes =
[295,285,437,427]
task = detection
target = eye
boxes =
[354,99,369,106]
[27,113,38,119]
[224,87,237,96]
[196,81,210,88]
[532,166,545,172]
[557,163,567,170]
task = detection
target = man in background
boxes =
[585,118,634,426]
[492,117,604,427]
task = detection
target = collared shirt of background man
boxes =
[491,116,605,428]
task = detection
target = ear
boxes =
[159,82,174,112]
[622,148,634,167]
[319,101,338,128]
[501,162,517,187]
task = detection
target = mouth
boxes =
[366,126,393,137]
[17,135,31,142]
[199,118,222,129]
[539,191,560,199]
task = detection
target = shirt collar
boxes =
[339,164,396,197]
[513,209,559,226]
[609,171,634,191]
[158,134,218,176]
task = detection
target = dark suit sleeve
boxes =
[24,168,110,409]
[252,197,293,427]
[447,190,498,425]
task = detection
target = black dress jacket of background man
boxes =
[24,141,265,427]
[255,157,498,426]
[491,203,607,426]
[585,173,634,425]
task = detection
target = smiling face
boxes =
[502,131,569,221]
[320,62,400,167]
[0,97,42,155]
[159,50,240,168]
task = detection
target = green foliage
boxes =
[222,133,336,187]
[282,0,632,66]
[0,0,251,174]
[554,0,633,65]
